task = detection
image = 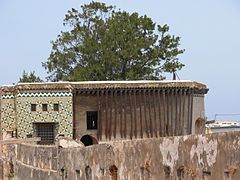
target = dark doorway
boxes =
[80,135,98,146]
[33,122,57,145]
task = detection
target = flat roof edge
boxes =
[1,80,208,94]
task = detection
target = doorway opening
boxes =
[80,135,98,146]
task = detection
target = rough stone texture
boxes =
[58,138,84,148]
[16,161,58,180]
[17,143,58,171]
[10,131,240,180]
[0,144,17,180]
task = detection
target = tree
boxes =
[19,71,43,83]
[43,1,184,81]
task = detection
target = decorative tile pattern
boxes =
[1,94,15,99]
[1,98,16,131]
[17,92,72,98]
[1,91,73,139]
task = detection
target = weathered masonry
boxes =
[0,81,208,144]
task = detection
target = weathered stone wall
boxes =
[0,144,17,180]
[74,92,200,142]
[16,143,58,180]
[13,131,240,180]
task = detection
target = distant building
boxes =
[0,80,208,145]
[206,120,240,133]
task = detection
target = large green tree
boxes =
[43,1,184,81]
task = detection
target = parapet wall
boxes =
[13,131,240,179]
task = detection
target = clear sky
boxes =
[0,0,240,120]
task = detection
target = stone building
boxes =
[0,80,208,145]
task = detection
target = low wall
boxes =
[16,144,58,180]
[13,131,240,179]
[0,144,16,180]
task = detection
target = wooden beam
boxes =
[166,89,170,136]
[97,90,100,140]
[105,90,108,140]
[148,90,153,137]
[109,90,113,140]
[177,89,182,136]
[133,89,137,138]
[129,90,133,139]
[187,90,191,134]
[114,90,117,139]
[124,90,127,138]
[174,89,178,135]
[171,89,175,136]
[182,90,186,134]
[162,90,167,136]
[99,90,103,140]
[189,90,194,134]
[120,90,123,138]
[143,89,149,138]
[157,89,162,137]
[139,90,143,138]
[153,90,157,137]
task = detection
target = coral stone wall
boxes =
[13,131,240,180]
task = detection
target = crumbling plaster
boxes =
[4,131,238,180]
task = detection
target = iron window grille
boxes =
[33,122,57,145]
[87,111,98,130]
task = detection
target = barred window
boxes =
[34,122,56,145]
[87,111,98,130]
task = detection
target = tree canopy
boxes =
[43,1,185,81]
[19,71,43,83]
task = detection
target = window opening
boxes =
[53,103,59,111]
[87,111,98,130]
[34,122,56,145]
[31,104,36,111]
[42,104,48,111]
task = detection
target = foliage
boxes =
[43,1,185,81]
[19,70,43,83]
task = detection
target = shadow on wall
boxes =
[80,135,98,146]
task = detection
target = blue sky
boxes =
[0,0,240,120]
